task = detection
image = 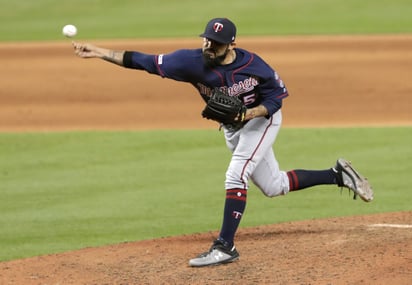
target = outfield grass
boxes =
[1,127,411,261]
[1,0,412,41]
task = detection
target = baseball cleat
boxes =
[189,239,239,267]
[334,158,374,202]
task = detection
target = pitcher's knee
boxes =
[262,186,289,197]
[254,174,290,197]
[252,171,289,197]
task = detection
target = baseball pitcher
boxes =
[72,18,373,267]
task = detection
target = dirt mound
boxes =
[1,212,411,284]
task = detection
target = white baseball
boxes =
[62,24,77,38]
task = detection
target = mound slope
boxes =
[1,212,411,284]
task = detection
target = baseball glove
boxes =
[202,89,247,127]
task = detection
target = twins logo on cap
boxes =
[200,18,237,44]
[213,22,224,33]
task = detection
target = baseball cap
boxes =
[199,18,236,44]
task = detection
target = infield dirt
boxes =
[0,35,411,284]
[1,35,411,131]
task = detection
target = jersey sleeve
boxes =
[251,56,288,117]
[258,69,289,117]
[123,49,200,82]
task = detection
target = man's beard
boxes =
[202,48,230,67]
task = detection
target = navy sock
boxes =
[219,189,247,247]
[287,169,337,191]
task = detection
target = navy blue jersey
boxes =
[123,48,288,117]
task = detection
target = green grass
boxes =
[1,127,411,261]
[1,0,411,41]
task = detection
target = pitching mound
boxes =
[1,212,411,284]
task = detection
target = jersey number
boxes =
[242,94,256,105]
